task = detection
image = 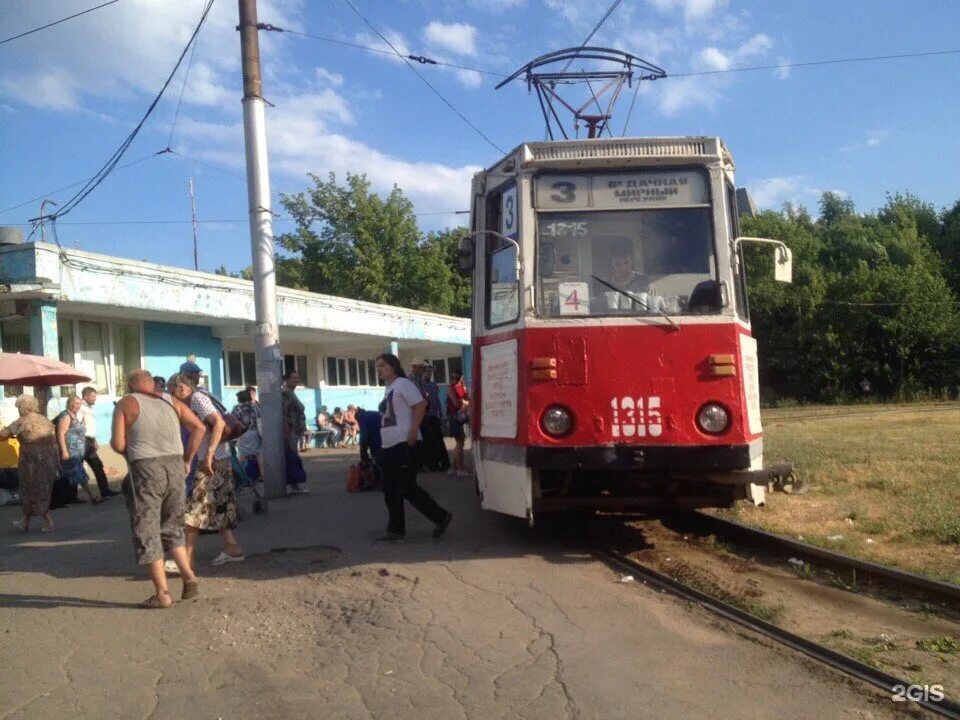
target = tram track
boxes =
[597,545,960,720]
[680,511,960,607]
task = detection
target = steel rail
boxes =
[687,512,960,603]
[599,548,960,719]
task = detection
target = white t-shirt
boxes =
[79,402,97,439]
[380,377,425,449]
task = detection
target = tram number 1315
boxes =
[611,396,663,438]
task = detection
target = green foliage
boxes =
[742,191,960,404]
[276,172,461,315]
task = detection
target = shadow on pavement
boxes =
[0,446,650,589]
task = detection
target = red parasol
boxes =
[0,353,92,387]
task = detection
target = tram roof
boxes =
[483,136,734,174]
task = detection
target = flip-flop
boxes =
[41,525,55,534]
[210,551,245,566]
[140,594,172,609]
[181,580,200,600]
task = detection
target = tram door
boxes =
[473,177,534,519]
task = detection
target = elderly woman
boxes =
[56,395,103,505]
[168,373,245,567]
[1,395,58,532]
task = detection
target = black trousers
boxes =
[420,416,450,471]
[83,437,111,493]
[380,443,447,536]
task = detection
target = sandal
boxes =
[12,520,28,532]
[41,524,55,534]
[140,593,173,609]
[210,551,245,566]
[181,579,200,600]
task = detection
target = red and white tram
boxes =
[458,136,793,523]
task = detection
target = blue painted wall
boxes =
[143,322,224,397]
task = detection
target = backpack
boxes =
[346,462,376,493]
[346,464,363,493]
[197,387,245,440]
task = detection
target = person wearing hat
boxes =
[409,358,448,472]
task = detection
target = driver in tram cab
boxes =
[593,238,653,313]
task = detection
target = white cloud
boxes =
[354,30,412,63]
[0,0,301,111]
[654,33,775,114]
[840,129,891,153]
[647,0,726,23]
[315,68,345,88]
[424,21,478,57]
[775,58,792,80]
[747,175,821,209]
[176,86,477,215]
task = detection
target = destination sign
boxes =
[535,170,708,210]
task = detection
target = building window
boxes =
[0,318,29,397]
[447,355,464,379]
[224,350,257,387]
[283,354,308,385]
[111,323,141,395]
[77,321,110,394]
[431,359,448,384]
[324,356,384,386]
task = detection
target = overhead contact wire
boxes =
[340,0,505,154]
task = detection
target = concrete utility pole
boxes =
[238,0,286,501]
[188,177,199,271]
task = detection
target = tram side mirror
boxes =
[774,245,793,284]
[735,236,793,284]
[538,242,556,278]
[456,235,475,274]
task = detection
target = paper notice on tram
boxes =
[558,282,589,315]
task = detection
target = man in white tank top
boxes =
[112,369,207,609]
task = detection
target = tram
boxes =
[457,136,793,522]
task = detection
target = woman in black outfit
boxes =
[374,353,452,542]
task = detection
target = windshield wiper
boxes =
[591,275,679,330]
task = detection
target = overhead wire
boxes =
[0,0,120,46]
[0,152,159,215]
[279,28,506,77]
[340,0,505,154]
[34,0,216,223]
[166,1,208,149]
[670,48,960,78]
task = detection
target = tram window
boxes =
[485,186,521,327]
[535,208,718,317]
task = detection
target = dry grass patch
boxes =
[720,402,960,582]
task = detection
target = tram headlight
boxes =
[697,403,730,434]
[541,406,573,436]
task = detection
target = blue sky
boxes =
[1,0,958,274]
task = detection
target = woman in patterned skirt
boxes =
[1,395,58,532]
[168,374,245,568]
[55,395,103,505]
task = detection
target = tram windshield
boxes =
[536,207,718,317]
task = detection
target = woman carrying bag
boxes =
[374,354,452,542]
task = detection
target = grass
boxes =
[722,402,960,581]
[916,636,959,655]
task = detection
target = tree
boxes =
[423,227,472,317]
[818,191,856,224]
[277,173,458,314]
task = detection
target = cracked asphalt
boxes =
[0,449,916,719]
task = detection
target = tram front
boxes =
[459,137,792,523]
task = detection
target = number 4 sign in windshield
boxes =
[558,282,589,315]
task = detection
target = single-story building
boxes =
[0,237,472,443]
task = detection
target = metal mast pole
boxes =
[188,177,199,271]
[238,0,286,501]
